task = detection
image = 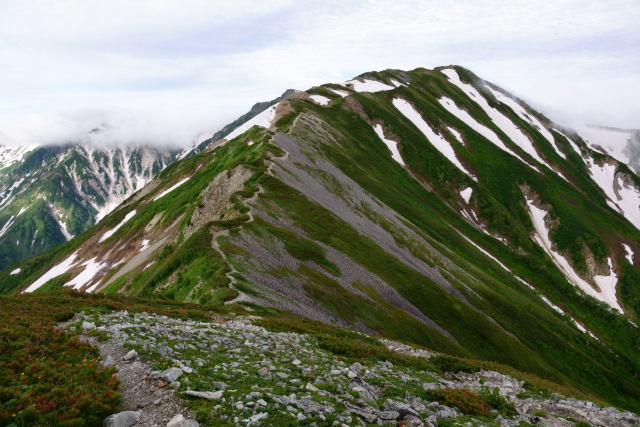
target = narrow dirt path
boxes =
[81,335,195,426]
[218,134,292,305]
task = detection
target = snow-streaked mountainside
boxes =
[0,143,177,270]
[0,92,293,270]
[3,65,640,413]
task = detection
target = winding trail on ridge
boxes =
[214,130,293,306]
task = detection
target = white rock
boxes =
[82,321,96,330]
[166,414,199,427]
[248,412,268,424]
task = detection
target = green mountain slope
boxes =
[4,65,640,412]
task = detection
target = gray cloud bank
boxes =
[0,0,638,147]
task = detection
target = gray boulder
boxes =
[384,399,421,419]
[122,350,138,362]
[377,410,400,422]
[103,411,140,427]
[158,367,183,382]
[185,390,223,401]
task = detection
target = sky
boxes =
[0,0,638,147]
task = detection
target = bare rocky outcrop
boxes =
[184,165,254,239]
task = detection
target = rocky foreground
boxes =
[67,312,640,427]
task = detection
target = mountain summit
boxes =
[3,65,640,413]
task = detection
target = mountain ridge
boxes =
[0,90,300,271]
[3,64,640,413]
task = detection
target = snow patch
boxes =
[441,70,559,174]
[613,177,640,231]
[329,88,350,97]
[58,220,73,241]
[393,98,476,180]
[589,160,618,202]
[390,79,406,87]
[0,144,39,170]
[593,258,620,312]
[575,125,634,168]
[309,95,331,106]
[224,103,279,140]
[344,79,395,93]
[153,177,190,201]
[95,200,126,222]
[0,177,25,208]
[447,127,464,144]
[65,257,106,292]
[437,96,537,170]
[540,281,598,337]
[541,303,594,337]
[79,145,167,222]
[623,244,634,264]
[99,210,137,243]
[588,159,640,230]
[525,198,623,312]
[460,187,473,204]
[459,232,511,273]
[23,252,79,293]
[486,86,565,159]
[177,146,192,160]
[0,215,16,238]
[372,124,404,166]
[607,199,622,213]
[49,204,73,241]
[540,295,565,315]
[10,268,20,275]
[140,239,150,252]
[514,276,535,290]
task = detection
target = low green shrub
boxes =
[479,386,516,416]
[422,388,491,416]
[430,355,479,373]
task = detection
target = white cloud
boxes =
[0,0,638,147]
